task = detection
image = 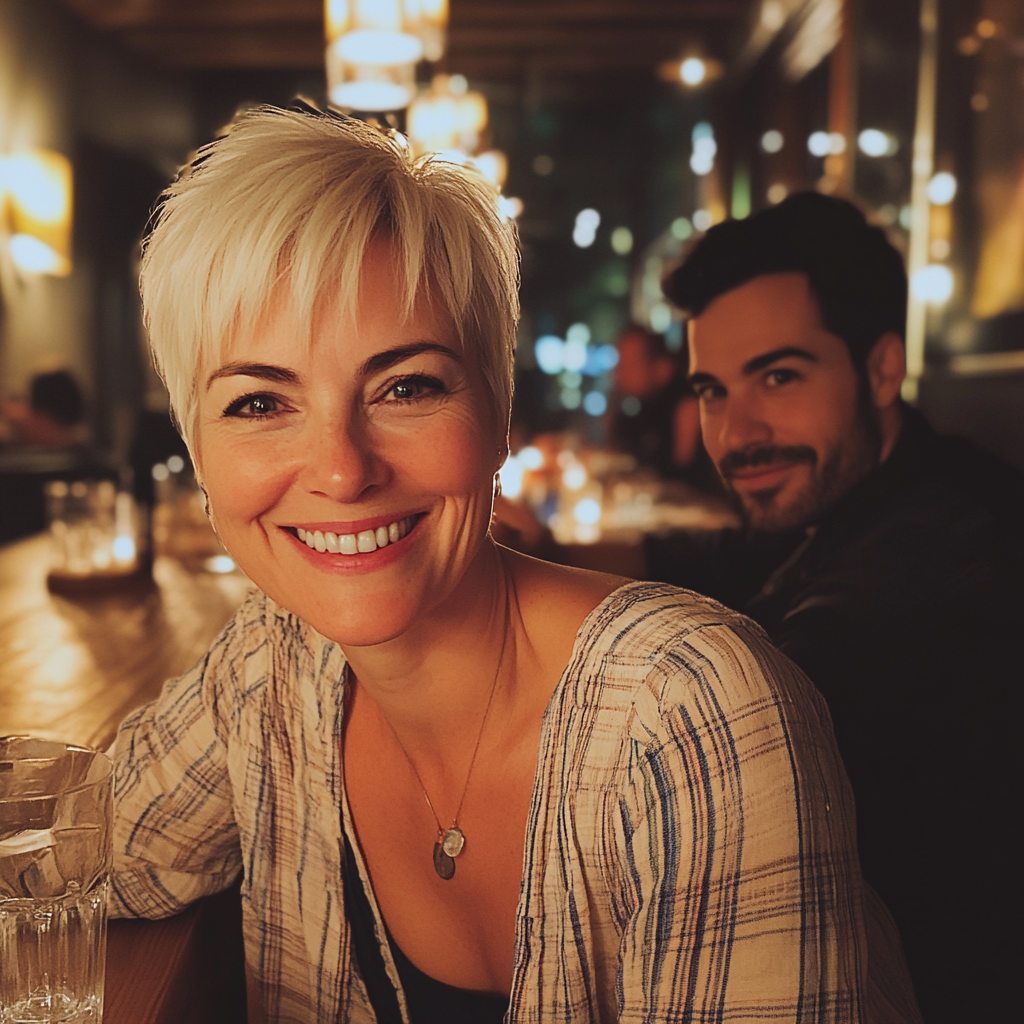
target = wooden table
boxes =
[0,533,253,1023]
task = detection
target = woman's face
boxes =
[195,242,503,647]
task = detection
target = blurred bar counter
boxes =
[0,534,252,749]
[0,532,253,1023]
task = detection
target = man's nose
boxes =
[297,413,389,504]
[717,396,773,454]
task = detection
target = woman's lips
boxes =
[283,512,425,573]
[294,515,416,555]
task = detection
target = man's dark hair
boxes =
[30,370,84,427]
[663,192,907,370]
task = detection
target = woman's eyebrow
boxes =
[205,363,301,390]
[359,341,461,377]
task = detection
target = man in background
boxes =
[652,192,1022,1022]
[612,325,717,490]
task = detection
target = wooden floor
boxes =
[0,533,252,750]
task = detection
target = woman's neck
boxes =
[340,541,528,759]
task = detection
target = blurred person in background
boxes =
[0,369,85,448]
[653,191,1023,1023]
[611,325,716,488]
[0,369,114,545]
[106,107,919,1023]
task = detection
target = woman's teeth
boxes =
[296,517,414,555]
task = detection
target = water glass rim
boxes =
[0,735,112,802]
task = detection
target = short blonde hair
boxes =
[140,104,520,451]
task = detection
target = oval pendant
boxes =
[442,827,465,858]
[433,841,456,880]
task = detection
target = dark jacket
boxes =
[647,407,1023,1023]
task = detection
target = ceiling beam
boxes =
[61,0,321,30]
[60,0,749,72]
[64,0,743,30]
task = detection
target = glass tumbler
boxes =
[0,737,113,1023]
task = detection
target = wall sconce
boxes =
[0,147,73,276]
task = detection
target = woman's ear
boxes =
[867,332,906,411]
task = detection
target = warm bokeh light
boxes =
[690,122,716,176]
[407,74,488,155]
[808,131,845,157]
[517,446,544,471]
[927,172,957,205]
[610,226,633,254]
[112,536,137,566]
[671,217,693,240]
[911,264,954,304]
[416,0,449,62]
[335,29,422,64]
[680,58,707,86]
[0,148,73,276]
[324,0,449,110]
[858,128,896,157]
[760,129,784,153]
[472,149,508,190]
[535,335,566,375]
[9,234,64,274]
[573,497,601,525]
[562,334,588,372]
[496,195,523,220]
[761,0,786,31]
[498,454,525,499]
[692,209,712,232]
[562,464,588,491]
[573,208,600,248]
[324,0,349,42]
[325,0,447,59]
[204,555,237,574]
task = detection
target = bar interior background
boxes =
[1,0,1022,471]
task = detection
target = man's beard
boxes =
[718,395,882,533]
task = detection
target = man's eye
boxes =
[765,369,799,387]
[695,384,724,402]
[224,394,279,418]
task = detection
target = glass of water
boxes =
[0,737,113,1024]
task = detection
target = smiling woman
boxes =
[106,105,919,1023]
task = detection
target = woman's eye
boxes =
[384,375,444,402]
[224,394,279,418]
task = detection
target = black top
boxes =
[344,836,509,1024]
[646,407,1024,1024]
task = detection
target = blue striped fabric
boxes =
[108,581,919,1022]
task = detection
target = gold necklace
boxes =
[383,616,509,881]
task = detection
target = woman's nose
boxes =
[296,413,389,504]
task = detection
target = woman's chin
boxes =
[287,598,424,650]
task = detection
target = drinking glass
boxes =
[0,737,113,1024]
[44,481,141,584]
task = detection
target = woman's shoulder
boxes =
[200,587,335,691]
[558,576,814,735]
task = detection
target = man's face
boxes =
[688,272,881,532]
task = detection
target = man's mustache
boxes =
[718,446,817,478]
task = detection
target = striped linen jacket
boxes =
[109,581,920,1022]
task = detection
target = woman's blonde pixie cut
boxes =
[140,104,520,452]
